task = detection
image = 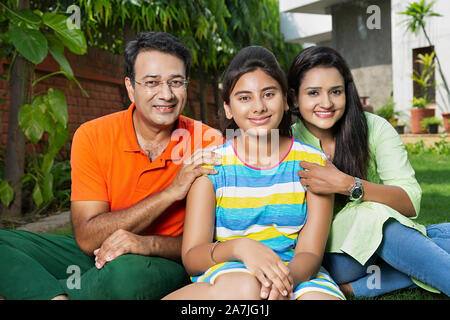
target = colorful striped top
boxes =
[205,137,326,262]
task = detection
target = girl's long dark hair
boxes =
[221,46,292,137]
[287,46,369,192]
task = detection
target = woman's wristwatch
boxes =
[349,177,364,201]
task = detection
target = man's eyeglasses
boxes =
[134,79,188,91]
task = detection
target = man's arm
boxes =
[72,146,221,257]
[71,187,178,256]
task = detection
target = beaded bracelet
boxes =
[210,240,221,264]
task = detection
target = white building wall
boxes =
[392,0,450,123]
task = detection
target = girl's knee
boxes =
[213,273,262,300]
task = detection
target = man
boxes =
[0,31,222,300]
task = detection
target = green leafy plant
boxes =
[376,97,400,126]
[399,0,450,113]
[0,2,87,213]
[420,116,442,130]
[376,98,396,120]
[405,134,450,155]
[412,96,429,108]
[412,52,436,101]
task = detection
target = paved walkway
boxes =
[400,133,450,147]
[17,210,71,233]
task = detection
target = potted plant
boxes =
[443,114,450,133]
[400,1,450,133]
[420,116,442,134]
[410,96,435,133]
[395,120,407,134]
[376,97,399,127]
[410,52,436,134]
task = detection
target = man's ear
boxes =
[223,102,233,120]
[125,77,135,103]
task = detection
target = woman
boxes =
[288,46,450,297]
[163,46,345,300]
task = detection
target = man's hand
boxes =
[166,146,221,201]
[298,158,353,195]
[93,229,151,269]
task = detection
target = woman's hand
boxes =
[236,238,294,299]
[298,158,353,195]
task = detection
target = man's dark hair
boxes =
[124,31,192,86]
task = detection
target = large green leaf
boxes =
[0,179,14,207]
[32,183,43,207]
[18,103,45,143]
[0,3,42,26]
[46,88,68,127]
[8,23,48,64]
[42,13,87,55]
[48,123,69,155]
[42,172,54,203]
[46,34,74,76]
[41,153,55,175]
[30,95,55,134]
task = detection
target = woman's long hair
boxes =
[287,46,369,194]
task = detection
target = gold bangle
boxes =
[210,240,221,264]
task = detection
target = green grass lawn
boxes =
[409,154,450,226]
[48,153,450,300]
[353,153,450,300]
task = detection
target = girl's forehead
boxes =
[232,69,281,92]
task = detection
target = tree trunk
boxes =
[198,67,208,124]
[1,57,32,218]
[1,0,32,218]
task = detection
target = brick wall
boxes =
[0,47,222,152]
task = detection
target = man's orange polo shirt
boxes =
[70,103,223,236]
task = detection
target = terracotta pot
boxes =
[442,113,450,133]
[410,108,435,134]
[360,96,374,113]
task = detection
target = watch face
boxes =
[352,187,363,199]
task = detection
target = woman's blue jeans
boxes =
[323,220,450,297]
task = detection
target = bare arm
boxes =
[298,159,417,217]
[72,146,220,256]
[182,176,294,298]
[71,188,179,257]
[181,176,218,274]
[288,191,334,288]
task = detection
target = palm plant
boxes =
[412,52,435,104]
[400,0,450,113]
